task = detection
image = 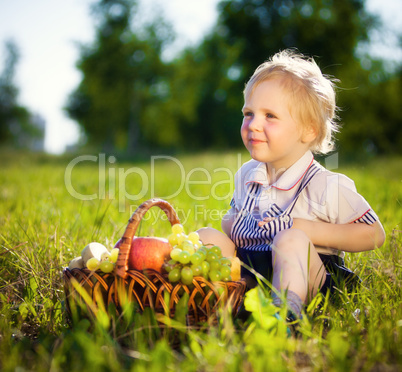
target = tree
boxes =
[0,40,44,149]
[65,0,174,153]
[160,32,244,150]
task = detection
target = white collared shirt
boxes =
[231,151,379,256]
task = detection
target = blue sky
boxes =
[0,0,400,153]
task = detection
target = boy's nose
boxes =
[248,117,262,131]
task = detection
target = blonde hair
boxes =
[244,49,339,154]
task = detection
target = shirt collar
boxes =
[245,151,314,191]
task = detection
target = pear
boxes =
[230,257,241,281]
[81,242,109,265]
[68,256,84,270]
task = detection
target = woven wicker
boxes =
[63,198,246,326]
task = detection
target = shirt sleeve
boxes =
[307,171,379,225]
[230,160,254,212]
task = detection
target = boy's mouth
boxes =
[249,138,266,145]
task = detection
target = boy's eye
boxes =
[243,111,253,118]
[266,113,276,119]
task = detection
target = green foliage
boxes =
[0,40,44,149]
[64,0,401,157]
[337,66,402,157]
[218,0,377,70]
[0,150,401,370]
[214,0,401,156]
[65,0,175,152]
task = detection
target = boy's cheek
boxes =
[240,126,249,144]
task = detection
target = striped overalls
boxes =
[230,162,321,286]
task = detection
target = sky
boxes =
[0,0,401,154]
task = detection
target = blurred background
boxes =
[0,0,401,159]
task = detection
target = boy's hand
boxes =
[258,216,277,227]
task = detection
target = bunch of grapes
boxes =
[164,224,232,285]
[86,248,119,273]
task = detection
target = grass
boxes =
[0,149,401,371]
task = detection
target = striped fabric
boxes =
[231,162,321,252]
[353,210,378,225]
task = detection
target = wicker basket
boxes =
[63,198,246,326]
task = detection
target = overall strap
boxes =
[231,160,321,252]
[285,161,321,215]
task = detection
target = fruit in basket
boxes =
[164,224,236,284]
[81,242,109,265]
[220,264,231,278]
[188,231,200,244]
[230,257,241,281]
[99,260,114,273]
[128,237,172,272]
[178,250,190,264]
[171,224,184,234]
[68,256,84,270]
[109,248,119,263]
[168,268,181,282]
[209,270,222,282]
[100,251,112,263]
[86,257,101,271]
[181,266,194,285]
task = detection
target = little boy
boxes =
[198,49,385,320]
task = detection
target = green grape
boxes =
[190,252,203,265]
[100,261,114,273]
[210,245,222,258]
[163,259,176,273]
[220,265,231,278]
[191,264,202,276]
[201,261,210,277]
[210,260,221,271]
[188,231,200,244]
[221,275,232,282]
[168,233,180,246]
[181,267,194,285]
[170,248,182,261]
[220,257,231,267]
[177,234,188,245]
[172,224,184,234]
[101,252,111,261]
[198,245,208,253]
[109,248,119,263]
[86,257,100,271]
[178,251,190,264]
[164,264,173,273]
[168,268,181,282]
[209,270,222,282]
[182,240,195,254]
[196,248,207,261]
[206,251,218,262]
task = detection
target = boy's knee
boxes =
[273,228,310,253]
[197,227,236,257]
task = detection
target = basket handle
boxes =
[115,198,180,279]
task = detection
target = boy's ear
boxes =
[302,123,318,143]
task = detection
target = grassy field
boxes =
[0,150,401,371]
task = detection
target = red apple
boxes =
[115,236,172,272]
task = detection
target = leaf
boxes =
[174,291,189,325]
[244,287,279,330]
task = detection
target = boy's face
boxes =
[241,78,315,173]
